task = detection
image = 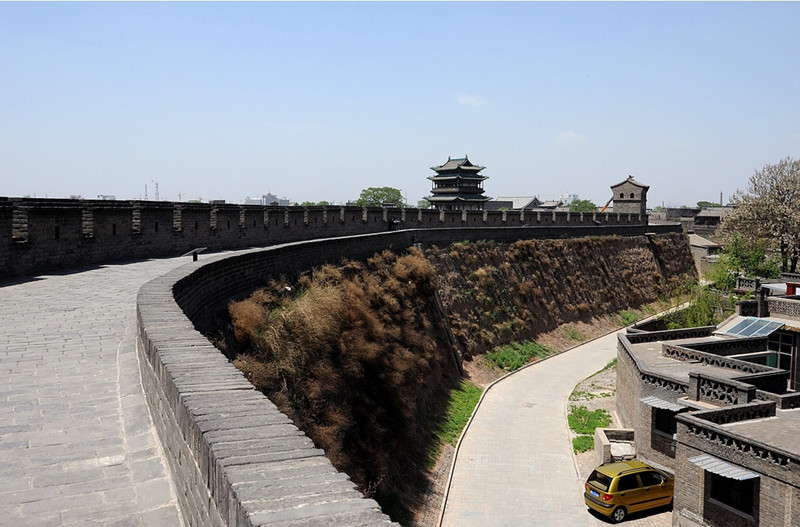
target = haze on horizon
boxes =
[1,2,798,208]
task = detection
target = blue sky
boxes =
[2,2,799,208]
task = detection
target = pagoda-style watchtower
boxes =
[427,155,491,211]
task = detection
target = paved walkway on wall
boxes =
[0,257,194,527]
[438,330,671,527]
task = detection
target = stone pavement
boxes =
[439,330,671,527]
[0,257,191,527]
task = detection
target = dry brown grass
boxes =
[222,246,459,521]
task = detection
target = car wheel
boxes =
[611,506,627,523]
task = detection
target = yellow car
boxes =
[584,460,674,523]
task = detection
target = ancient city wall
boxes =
[2,197,649,277]
[137,224,681,526]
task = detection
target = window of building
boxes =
[653,407,678,436]
[709,473,756,516]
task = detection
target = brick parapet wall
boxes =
[1,197,661,277]
[625,326,715,344]
[675,409,800,527]
[617,334,691,469]
[621,331,800,527]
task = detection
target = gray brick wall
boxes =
[1,197,656,277]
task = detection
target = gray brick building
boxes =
[616,282,800,526]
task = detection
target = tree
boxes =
[300,201,330,207]
[720,156,800,273]
[417,198,431,209]
[568,199,597,212]
[697,201,721,209]
[354,187,405,208]
[706,233,780,289]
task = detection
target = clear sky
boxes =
[2,2,799,208]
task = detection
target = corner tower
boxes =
[611,175,649,216]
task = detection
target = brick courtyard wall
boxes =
[674,409,800,527]
[617,334,691,471]
[137,225,686,527]
[0,197,658,277]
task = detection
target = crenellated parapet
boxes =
[0,197,659,277]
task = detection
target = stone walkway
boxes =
[439,330,671,527]
[0,258,189,527]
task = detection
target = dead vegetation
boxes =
[220,248,460,522]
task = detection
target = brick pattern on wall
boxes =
[1,197,655,277]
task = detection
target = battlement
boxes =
[0,197,651,277]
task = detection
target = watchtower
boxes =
[611,175,649,216]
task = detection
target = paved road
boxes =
[439,330,671,527]
[0,258,189,527]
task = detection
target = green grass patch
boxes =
[602,358,617,372]
[572,435,595,454]
[617,310,639,326]
[485,341,557,371]
[428,380,483,467]
[568,405,611,435]
[564,325,586,342]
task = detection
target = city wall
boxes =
[137,224,681,527]
[2,197,650,277]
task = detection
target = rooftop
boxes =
[723,408,800,455]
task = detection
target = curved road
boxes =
[439,330,670,527]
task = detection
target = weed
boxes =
[618,310,639,326]
[572,435,595,454]
[564,325,586,342]
[568,405,611,435]
[486,341,556,371]
[428,380,483,466]
[602,358,618,372]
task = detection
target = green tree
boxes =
[300,200,330,207]
[354,187,405,208]
[706,233,780,290]
[417,198,431,209]
[568,199,597,212]
[697,201,721,209]
[721,157,800,273]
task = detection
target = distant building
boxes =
[486,196,565,212]
[427,155,491,211]
[610,175,649,216]
[244,193,291,206]
[486,197,538,211]
[559,193,578,205]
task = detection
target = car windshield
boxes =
[588,470,613,491]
